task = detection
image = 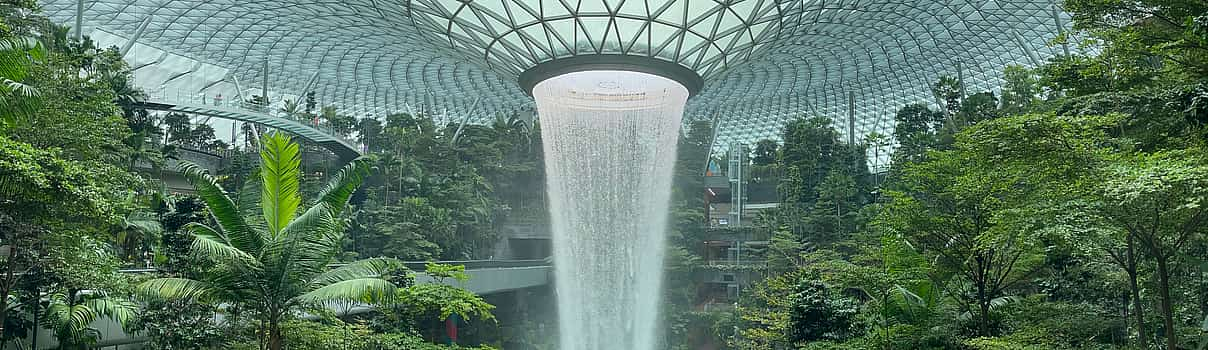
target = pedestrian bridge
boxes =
[376,259,551,294]
[136,98,362,161]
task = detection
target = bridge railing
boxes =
[146,89,360,148]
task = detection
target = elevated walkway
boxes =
[135,98,361,161]
[377,259,551,294]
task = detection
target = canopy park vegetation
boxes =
[672,1,1207,349]
[2,0,1207,349]
[0,2,532,349]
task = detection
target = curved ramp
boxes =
[407,259,552,294]
[137,100,361,161]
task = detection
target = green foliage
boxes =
[1064,0,1208,81]
[137,133,401,350]
[751,139,780,166]
[891,103,946,165]
[348,197,449,261]
[999,65,1041,116]
[777,116,868,206]
[398,283,495,322]
[425,262,470,283]
[135,299,223,350]
[787,279,860,344]
[353,111,540,260]
[0,36,45,127]
[231,319,496,350]
[41,292,138,349]
[0,135,132,224]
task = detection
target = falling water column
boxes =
[533,70,689,350]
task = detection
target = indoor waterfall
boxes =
[533,70,690,350]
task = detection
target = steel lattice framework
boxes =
[40,0,1072,165]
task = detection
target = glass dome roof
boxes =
[38,0,1072,166]
[407,0,800,78]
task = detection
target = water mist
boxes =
[533,70,689,350]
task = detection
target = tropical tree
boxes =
[137,133,403,350]
[1099,151,1208,350]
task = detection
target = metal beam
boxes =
[232,75,247,103]
[295,70,321,105]
[160,61,202,86]
[120,16,153,56]
[450,97,481,145]
[130,51,166,72]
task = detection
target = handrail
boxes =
[143,90,359,147]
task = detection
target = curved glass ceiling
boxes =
[407,0,799,78]
[39,0,1071,167]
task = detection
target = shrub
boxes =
[136,299,223,349]
[226,319,499,350]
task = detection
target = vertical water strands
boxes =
[533,71,689,350]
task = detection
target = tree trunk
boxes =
[0,243,19,338]
[1127,237,1149,349]
[1155,256,1177,350]
[979,299,992,337]
[976,273,991,336]
[268,314,283,350]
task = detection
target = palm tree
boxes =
[0,37,46,128]
[137,132,402,350]
[279,98,301,120]
[41,291,137,349]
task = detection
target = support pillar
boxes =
[1011,29,1044,67]
[1052,4,1070,56]
[74,0,85,41]
[296,70,321,105]
[261,58,270,105]
[847,91,856,146]
[450,97,480,144]
[703,112,721,176]
[120,16,153,56]
[956,61,966,103]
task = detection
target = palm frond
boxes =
[83,296,139,332]
[237,167,263,219]
[262,204,342,284]
[178,161,260,253]
[136,278,214,301]
[259,132,301,237]
[311,258,404,287]
[295,278,397,305]
[124,211,162,234]
[185,222,261,268]
[316,156,372,217]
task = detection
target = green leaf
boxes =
[259,132,302,237]
[311,258,405,287]
[185,222,261,268]
[178,161,260,253]
[295,278,397,305]
[137,278,214,301]
[316,156,372,217]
